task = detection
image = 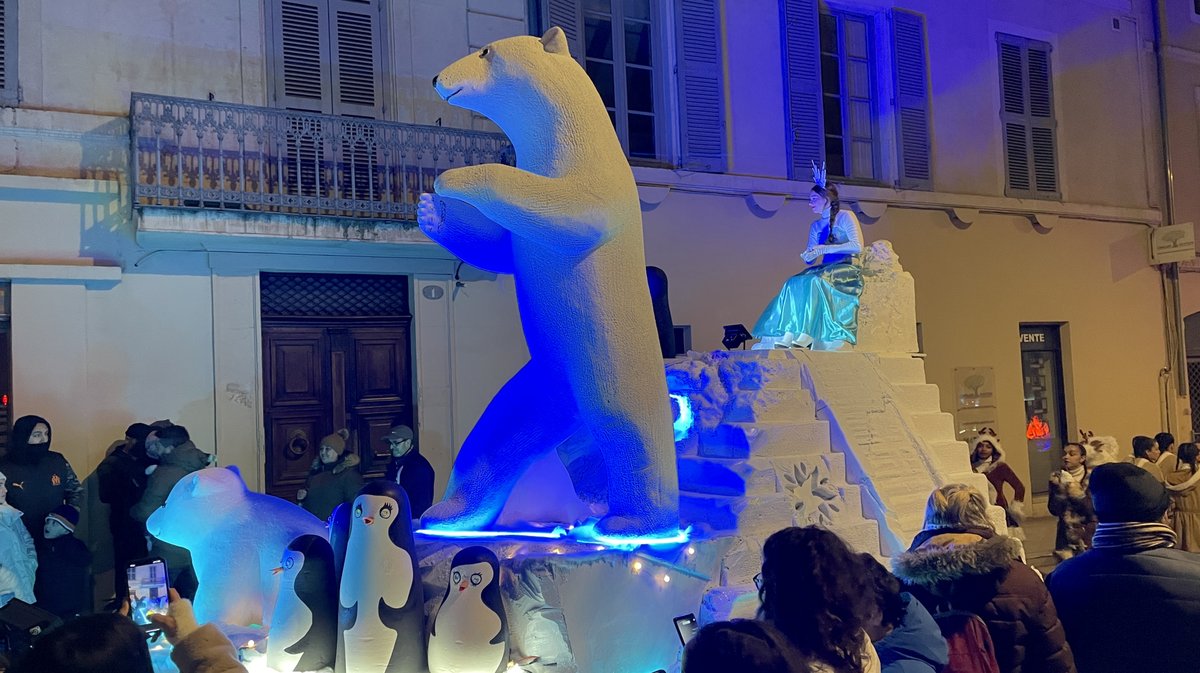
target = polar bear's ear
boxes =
[541,26,570,56]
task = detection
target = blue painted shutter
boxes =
[781,0,823,181]
[545,0,583,65]
[889,9,931,190]
[676,0,726,172]
[999,34,1058,198]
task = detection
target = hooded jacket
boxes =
[0,504,36,605]
[385,447,435,517]
[892,527,1074,673]
[971,441,1026,511]
[874,593,949,673]
[300,450,363,521]
[0,416,83,542]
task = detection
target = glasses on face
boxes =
[753,572,763,590]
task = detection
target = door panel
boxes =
[267,412,325,497]
[263,327,331,500]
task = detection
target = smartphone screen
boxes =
[674,613,698,645]
[126,558,169,627]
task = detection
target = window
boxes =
[0,0,16,105]
[819,10,878,181]
[998,33,1059,199]
[533,0,726,171]
[268,0,383,118]
[781,2,930,188]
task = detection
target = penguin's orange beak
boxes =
[272,567,283,575]
[363,516,375,525]
[458,581,468,592]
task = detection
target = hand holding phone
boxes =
[126,558,170,630]
[674,613,699,645]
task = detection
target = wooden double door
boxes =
[263,320,412,500]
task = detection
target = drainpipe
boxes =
[1152,0,1188,429]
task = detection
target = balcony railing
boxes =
[130,93,514,224]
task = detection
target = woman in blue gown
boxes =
[752,174,864,351]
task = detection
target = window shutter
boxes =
[0,0,14,105]
[781,0,823,180]
[889,8,931,190]
[676,0,725,172]
[330,0,382,118]
[544,0,583,64]
[1026,42,1058,195]
[998,34,1058,199]
[273,0,332,113]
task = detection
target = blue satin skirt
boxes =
[752,262,864,344]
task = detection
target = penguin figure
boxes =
[428,546,509,673]
[268,535,338,673]
[339,480,426,673]
[328,502,351,581]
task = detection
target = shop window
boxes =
[1020,324,1068,494]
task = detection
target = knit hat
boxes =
[1089,462,1171,523]
[320,429,350,454]
[46,505,78,533]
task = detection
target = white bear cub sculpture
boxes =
[146,466,327,626]
[418,27,679,538]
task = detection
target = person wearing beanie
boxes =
[297,429,363,521]
[970,435,1027,535]
[1126,435,1166,483]
[34,504,92,619]
[382,424,435,517]
[1046,463,1200,673]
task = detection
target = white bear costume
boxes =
[418,28,679,537]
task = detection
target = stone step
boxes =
[894,383,942,414]
[929,440,972,473]
[831,519,883,557]
[681,493,795,537]
[679,452,849,497]
[724,388,815,423]
[699,420,830,459]
[874,354,927,385]
[909,412,957,442]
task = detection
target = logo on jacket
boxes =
[51,474,61,486]
[10,481,22,490]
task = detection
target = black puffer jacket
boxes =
[1046,545,1200,673]
[892,527,1075,673]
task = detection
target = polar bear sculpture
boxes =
[417,27,679,537]
[145,466,328,626]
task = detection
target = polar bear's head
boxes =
[146,466,249,547]
[433,27,602,135]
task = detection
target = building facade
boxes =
[0,0,1183,567]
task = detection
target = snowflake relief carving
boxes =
[780,459,843,527]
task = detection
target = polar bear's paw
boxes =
[594,512,681,540]
[417,193,444,236]
[420,497,495,531]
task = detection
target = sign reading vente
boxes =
[1149,222,1196,265]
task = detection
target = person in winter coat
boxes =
[1046,462,1200,673]
[970,435,1027,532]
[1127,435,1165,483]
[892,484,1075,673]
[1165,442,1200,552]
[859,553,948,673]
[297,429,362,521]
[0,470,36,607]
[96,422,155,602]
[130,424,212,592]
[382,424,435,517]
[1048,442,1097,561]
[683,619,813,673]
[0,415,83,544]
[34,505,92,619]
[1154,432,1180,473]
[758,526,882,673]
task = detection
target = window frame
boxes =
[819,8,881,184]
[0,283,10,455]
[997,32,1060,200]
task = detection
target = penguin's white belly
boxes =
[344,611,398,673]
[427,604,504,673]
[267,590,312,673]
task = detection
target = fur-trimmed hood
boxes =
[893,531,1023,587]
[309,450,360,475]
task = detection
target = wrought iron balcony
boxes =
[130,93,514,224]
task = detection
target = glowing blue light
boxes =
[670,393,694,442]
[415,527,567,540]
[571,523,692,550]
